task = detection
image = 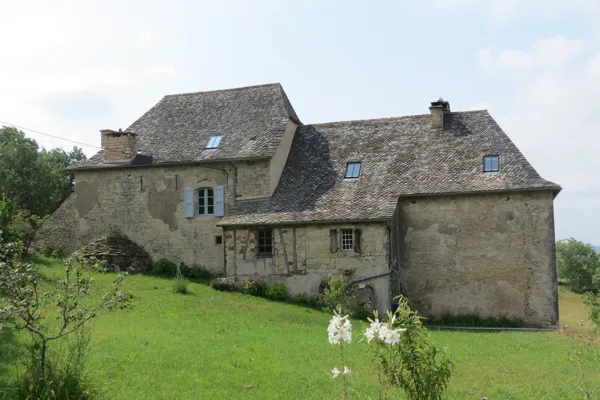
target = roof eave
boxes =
[217,217,391,228]
[66,155,272,171]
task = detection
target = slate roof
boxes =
[218,110,561,226]
[68,83,300,170]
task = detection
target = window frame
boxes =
[256,229,274,257]
[483,155,500,173]
[340,228,354,251]
[206,136,222,149]
[215,235,223,245]
[345,162,361,179]
[197,187,215,216]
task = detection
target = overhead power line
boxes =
[0,119,102,149]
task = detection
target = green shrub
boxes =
[10,325,96,400]
[151,259,178,277]
[181,264,214,281]
[323,275,367,318]
[291,292,317,307]
[265,283,288,301]
[583,292,600,329]
[425,313,526,328]
[210,277,236,292]
[172,276,189,294]
[243,280,266,297]
[556,238,600,293]
[385,296,455,400]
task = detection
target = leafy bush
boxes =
[323,275,367,318]
[151,259,178,277]
[172,276,189,294]
[181,264,214,281]
[557,238,600,293]
[291,292,317,307]
[583,292,600,330]
[243,280,266,297]
[265,283,288,301]
[425,313,526,328]
[383,296,454,400]
[210,277,236,292]
[11,326,96,399]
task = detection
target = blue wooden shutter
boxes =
[184,187,194,218]
[214,185,225,217]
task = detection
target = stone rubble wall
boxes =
[393,190,558,327]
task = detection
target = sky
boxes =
[0,0,598,244]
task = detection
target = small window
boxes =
[483,155,499,172]
[215,235,223,245]
[206,136,222,149]
[345,162,361,178]
[257,230,273,257]
[340,229,353,250]
[198,188,214,215]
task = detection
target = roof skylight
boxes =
[345,162,361,178]
[206,136,222,149]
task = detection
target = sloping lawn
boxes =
[1,259,599,399]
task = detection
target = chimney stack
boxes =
[101,129,137,162]
[429,98,451,129]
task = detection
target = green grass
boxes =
[1,258,599,399]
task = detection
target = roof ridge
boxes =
[164,82,282,97]
[307,110,489,127]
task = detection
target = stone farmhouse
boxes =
[36,83,561,326]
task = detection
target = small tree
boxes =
[0,240,136,394]
[556,238,600,293]
[384,296,454,400]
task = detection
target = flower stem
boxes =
[341,341,348,400]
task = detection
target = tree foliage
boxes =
[0,239,136,394]
[556,238,600,293]
[0,126,87,218]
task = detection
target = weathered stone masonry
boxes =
[223,223,391,312]
[391,191,557,326]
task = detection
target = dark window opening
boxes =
[483,155,499,172]
[257,229,273,257]
[198,188,214,215]
[215,235,223,245]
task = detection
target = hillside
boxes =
[1,259,599,399]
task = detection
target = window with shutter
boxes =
[330,229,339,253]
[353,229,362,253]
[340,229,353,250]
[214,185,225,216]
[197,188,214,216]
[184,187,194,218]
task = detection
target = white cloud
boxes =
[478,37,600,241]
[141,65,176,79]
[477,36,585,77]
[431,0,600,23]
[138,30,155,48]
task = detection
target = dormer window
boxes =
[345,162,361,178]
[206,136,222,149]
[483,155,499,172]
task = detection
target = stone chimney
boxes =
[101,129,137,162]
[429,98,451,129]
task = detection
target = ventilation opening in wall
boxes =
[215,236,223,245]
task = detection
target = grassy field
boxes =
[1,259,599,399]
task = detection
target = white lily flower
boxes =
[343,366,351,375]
[331,367,340,378]
[327,310,352,344]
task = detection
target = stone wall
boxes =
[393,191,558,327]
[101,131,136,162]
[235,160,271,199]
[223,223,391,312]
[35,162,249,273]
